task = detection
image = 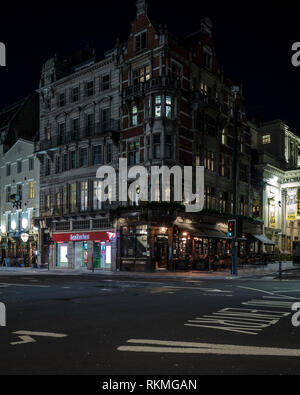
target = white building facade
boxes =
[0,139,40,264]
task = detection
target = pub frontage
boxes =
[116,205,265,272]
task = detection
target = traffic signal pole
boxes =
[231,86,240,276]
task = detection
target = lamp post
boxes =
[231,86,240,276]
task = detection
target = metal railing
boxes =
[123,77,181,99]
[191,90,231,116]
[36,119,119,151]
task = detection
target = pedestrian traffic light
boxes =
[227,219,236,238]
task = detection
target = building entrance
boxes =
[155,236,169,269]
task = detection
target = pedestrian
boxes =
[32,251,37,268]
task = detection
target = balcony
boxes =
[191,91,233,119]
[35,119,119,152]
[40,201,118,219]
[123,77,181,101]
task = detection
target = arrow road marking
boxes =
[10,331,67,346]
[11,336,37,346]
[118,339,300,357]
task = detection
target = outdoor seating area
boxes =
[170,252,278,272]
[1,257,25,267]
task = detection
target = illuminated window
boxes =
[93,181,103,210]
[133,65,150,85]
[131,105,138,126]
[81,182,88,212]
[70,183,76,213]
[165,96,172,118]
[155,96,162,118]
[221,129,227,145]
[262,135,271,144]
[204,151,215,172]
[29,182,34,199]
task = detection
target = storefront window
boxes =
[120,225,149,258]
[57,244,69,267]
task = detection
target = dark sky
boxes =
[1,1,300,131]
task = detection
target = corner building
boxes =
[116,1,263,272]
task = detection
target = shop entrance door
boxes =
[156,236,168,270]
[74,242,83,269]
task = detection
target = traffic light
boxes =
[227,219,236,238]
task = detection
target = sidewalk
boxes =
[0,261,295,280]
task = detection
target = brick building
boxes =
[116,0,263,272]
[35,0,265,272]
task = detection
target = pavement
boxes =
[0,261,295,279]
[1,270,300,375]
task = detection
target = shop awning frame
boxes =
[175,223,228,239]
[252,234,275,245]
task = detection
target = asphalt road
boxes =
[1,272,300,375]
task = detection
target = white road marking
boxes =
[237,286,276,296]
[0,282,49,288]
[160,285,232,293]
[10,330,67,346]
[117,339,300,357]
[11,335,36,345]
[273,290,300,293]
[120,281,231,293]
[242,300,294,308]
[185,305,291,335]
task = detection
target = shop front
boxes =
[52,231,116,270]
[119,220,231,272]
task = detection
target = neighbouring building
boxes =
[0,94,40,265]
[35,48,120,270]
[254,120,300,257]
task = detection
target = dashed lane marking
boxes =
[0,283,49,288]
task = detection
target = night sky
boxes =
[1,0,300,131]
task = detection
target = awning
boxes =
[175,223,228,239]
[252,234,275,245]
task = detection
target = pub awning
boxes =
[252,234,275,245]
[175,223,228,239]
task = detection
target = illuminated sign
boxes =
[286,188,298,221]
[53,231,115,243]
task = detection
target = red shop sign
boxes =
[52,231,116,243]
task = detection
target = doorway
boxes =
[155,236,169,270]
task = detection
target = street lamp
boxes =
[231,85,240,276]
[21,233,29,243]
